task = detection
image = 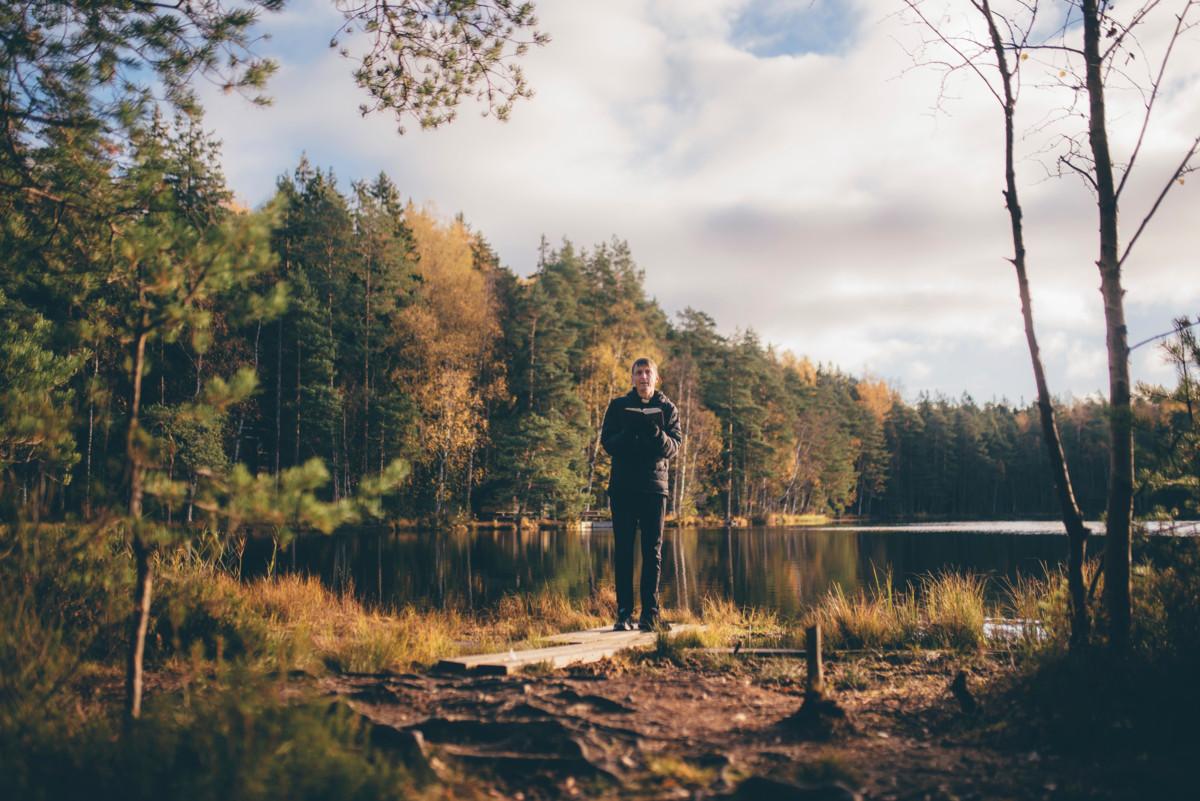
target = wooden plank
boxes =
[541,626,647,645]
[437,642,622,675]
[436,624,704,675]
[540,622,709,646]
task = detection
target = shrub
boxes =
[150,565,269,663]
[1130,541,1200,663]
[1009,540,1200,784]
[2,674,423,801]
[0,523,131,661]
[0,586,80,743]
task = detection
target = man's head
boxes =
[631,357,658,400]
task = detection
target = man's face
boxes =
[632,363,657,399]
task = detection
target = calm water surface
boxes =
[244,520,1198,618]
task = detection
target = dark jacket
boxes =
[601,389,682,496]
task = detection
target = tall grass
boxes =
[640,598,779,666]
[809,570,986,651]
[920,572,986,649]
[692,595,783,648]
[244,575,465,672]
[809,570,919,650]
[1001,566,1072,651]
[242,575,628,672]
[488,586,613,645]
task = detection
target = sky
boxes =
[197,0,1200,404]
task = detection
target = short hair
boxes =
[631,357,658,375]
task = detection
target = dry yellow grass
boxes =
[242,575,465,672]
[920,572,986,649]
[808,571,987,651]
[171,561,998,676]
[1002,566,1074,648]
[236,575,635,672]
[689,596,782,648]
[646,755,718,786]
[810,582,920,650]
[750,512,829,527]
[487,586,612,645]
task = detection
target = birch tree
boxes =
[901,0,1199,647]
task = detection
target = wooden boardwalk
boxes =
[436,624,704,675]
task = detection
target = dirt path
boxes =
[327,651,1083,800]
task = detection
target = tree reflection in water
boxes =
[244,524,1083,616]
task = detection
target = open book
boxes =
[623,406,664,431]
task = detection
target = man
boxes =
[600,357,683,631]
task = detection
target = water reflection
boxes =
[241,522,1178,617]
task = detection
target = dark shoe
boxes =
[613,617,634,632]
[639,617,668,633]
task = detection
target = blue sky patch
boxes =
[731,0,860,58]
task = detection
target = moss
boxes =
[646,755,718,786]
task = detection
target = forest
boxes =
[3,1,1195,531]
[3,117,1198,527]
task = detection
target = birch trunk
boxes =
[1082,0,1132,650]
[982,0,1092,646]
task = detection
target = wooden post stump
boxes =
[806,624,824,697]
[781,623,854,740]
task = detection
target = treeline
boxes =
[2,116,1197,524]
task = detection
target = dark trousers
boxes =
[610,492,667,621]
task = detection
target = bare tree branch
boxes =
[1060,151,1100,190]
[1115,2,1196,199]
[1119,133,1200,267]
[1103,0,1166,61]
[902,0,1006,106]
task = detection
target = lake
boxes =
[243,520,1199,618]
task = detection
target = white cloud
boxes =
[198,0,1200,402]
[1063,341,1108,384]
[1136,343,1181,390]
